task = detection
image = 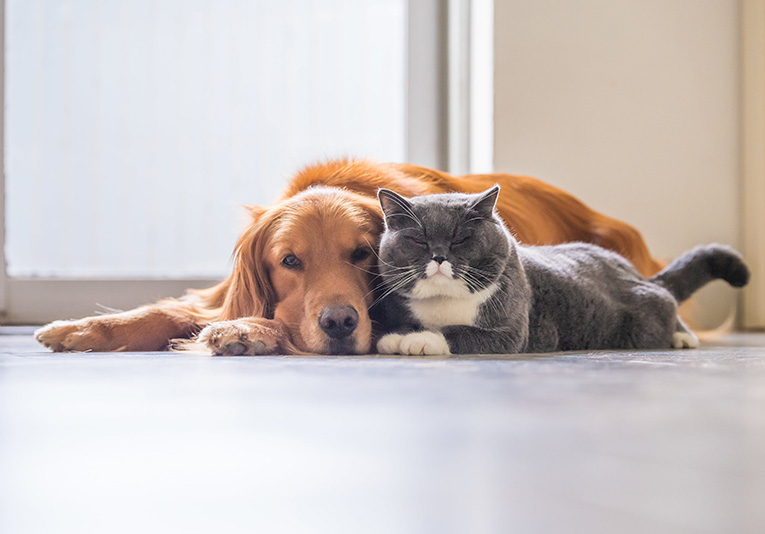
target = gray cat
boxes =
[375,186,749,355]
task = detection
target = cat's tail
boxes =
[649,244,750,303]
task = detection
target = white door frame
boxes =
[0,0,5,319]
[741,0,765,329]
[446,0,494,176]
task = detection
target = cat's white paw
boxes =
[377,331,452,355]
[377,333,404,354]
[672,331,699,349]
[400,331,451,355]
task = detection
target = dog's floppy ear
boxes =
[220,208,278,320]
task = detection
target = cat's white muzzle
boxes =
[411,260,471,298]
[426,260,454,279]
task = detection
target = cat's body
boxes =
[375,187,749,355]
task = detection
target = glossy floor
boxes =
[1,330,764,534]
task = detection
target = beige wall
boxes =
[493,0,741,328]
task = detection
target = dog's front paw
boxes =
[197,320,280,356]
[35,319,114,352]
[378,331,451,356]
[35,320,82,352]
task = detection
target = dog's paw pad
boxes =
[198,321,278,356]
[672,331,699,349]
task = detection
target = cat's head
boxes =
[376,186,512,299]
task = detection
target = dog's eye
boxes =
[350,247,371,263]
[281,254,302,269]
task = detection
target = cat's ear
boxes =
[378,188,415,227]
[472,185,501,218]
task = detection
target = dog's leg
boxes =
[35,298,206,352]
[187,317,294,356]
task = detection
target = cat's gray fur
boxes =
[375,186,749,355]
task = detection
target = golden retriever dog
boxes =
[35,159,662,355]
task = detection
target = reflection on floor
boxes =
[1,330,764,534]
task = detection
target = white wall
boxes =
[494,0,740,328]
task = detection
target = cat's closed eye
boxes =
[407,236,428,246]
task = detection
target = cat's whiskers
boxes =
[456,268,487,293]
[460,271,482,292]
[345,262,383,277]
[370,281,413,309]
[347,265,399,285]
[457,267,503,316]
[363,238,412,271]
[456,263,489,284]
[483,290,505,319]
[380,267,421,288]
[371,270,422,308]
[362,266,419,302]
[381,263,416,272]
[376,268,417,288]
[462,264,494,284]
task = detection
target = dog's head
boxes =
[220,187,384,354]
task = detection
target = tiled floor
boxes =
[1,330,764,534]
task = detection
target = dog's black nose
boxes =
[433,256,447,264]
[318,306,358,339]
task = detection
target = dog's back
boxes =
[286,159,662,277]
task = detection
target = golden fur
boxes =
[35,159,662,355]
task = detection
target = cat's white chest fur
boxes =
[407,272,499,330]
